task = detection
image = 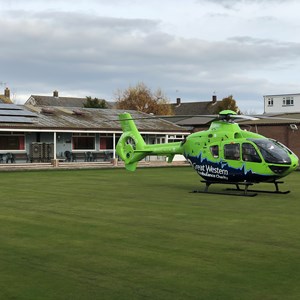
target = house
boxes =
[0,102,188,165]
[172,95,221,116]
[160,95,222,130]
[263,93,300,114]
[25,90,114,108]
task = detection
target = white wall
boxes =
[264,94,300,114]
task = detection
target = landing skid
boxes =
[227,181,290,195]
[191,180,290,197]
[191,189,257,197]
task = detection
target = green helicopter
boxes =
[116,110,299,196]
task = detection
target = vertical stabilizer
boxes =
[116,113,147,171]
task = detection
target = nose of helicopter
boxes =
[268,154,298,176]
[286,155,298,174]
[292,155,299,171]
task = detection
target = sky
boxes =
[1,0,300,113]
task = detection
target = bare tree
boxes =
[115,82,173,115]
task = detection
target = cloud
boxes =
[196,0,296,9]
[1,4,300,114]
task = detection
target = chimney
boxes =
[4,87,10,99]
[53,90,59,97]
[176,97,181,105]
[212,95,217,103]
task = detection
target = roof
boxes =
[238,112,300,125]
[25,95,115,108]
[0,104,188,133]
[175,116,215,126]
[162,112,300,128]
[171,101,221,115]
[264,93,300,97]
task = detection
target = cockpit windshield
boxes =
[248,138,291,164]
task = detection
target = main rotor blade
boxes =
[109,114,217,122]
[252,115,300,121]
[108,112,300,123]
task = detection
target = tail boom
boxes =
[116,113,183,171]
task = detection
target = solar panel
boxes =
[0,103,22,110]
[0,116,36,123]
[0,109,37,117]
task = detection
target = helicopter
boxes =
[116,110,299,196]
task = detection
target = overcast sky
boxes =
[1,0,300,113]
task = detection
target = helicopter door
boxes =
[242,143,262,163]
[223,143,240,160]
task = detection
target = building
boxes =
[160,95,222,130]
[0,102,188,165]
[171,95,221,116]
[26,90,114,108]
[263,93,300,114]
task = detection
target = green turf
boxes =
[0,167,300,300]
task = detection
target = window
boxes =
[267,98,273,106]
[72,133,95,150]
[167,135,186,142]
[224,143,240,160]
[210,145,219,158]
[283,96,294,106]
[0,133,25,150]
[242,143,261,162]
[286,97,293,106]
[100,134,113,150]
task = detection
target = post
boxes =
[51,132,59,167]
[112,133,117,166]
[113,133,116,159]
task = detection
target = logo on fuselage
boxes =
[192,162,229,180]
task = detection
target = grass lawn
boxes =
[0,166,300,300]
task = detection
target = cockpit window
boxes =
[270,139,295,155]
[248,138,291,164]
[242,143,261,162]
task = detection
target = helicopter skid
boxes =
[194,180,290,197]
[226,181,290,195]
[193,180,257,197]
[191,189,257,197]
